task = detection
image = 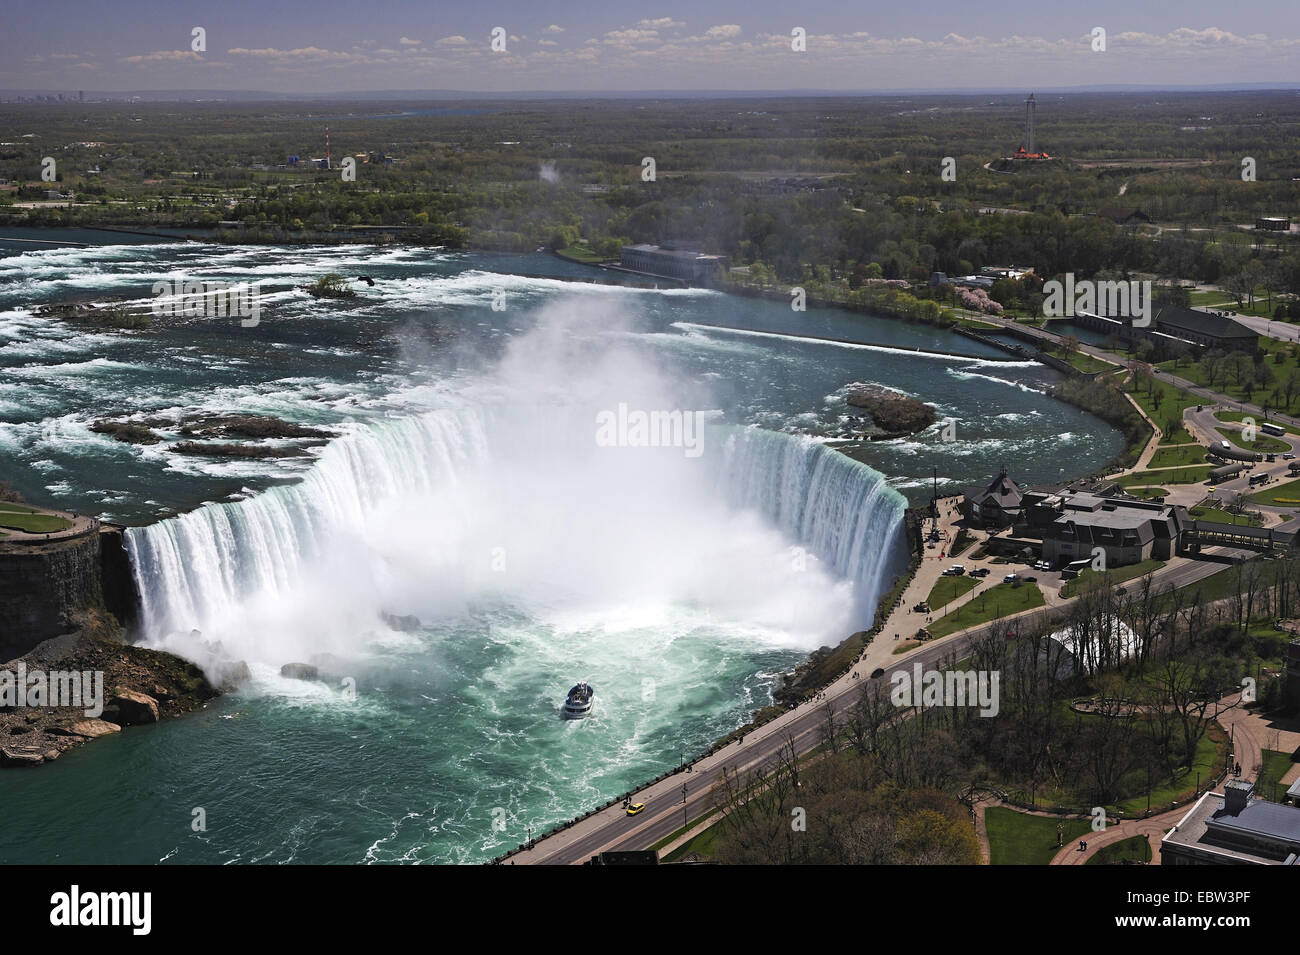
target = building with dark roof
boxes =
[1096,206,1152,226]
[1019,489,1190,567]
[619,242,728,284]
[1071,304,1258,354]
[963,468,1024,529]
[1151,305,1258,352]
[1162,780,1300,865]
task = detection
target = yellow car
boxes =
[626,802,645,816]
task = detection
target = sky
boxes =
[4,0,1297,94]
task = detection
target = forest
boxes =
[1,90,1296,297]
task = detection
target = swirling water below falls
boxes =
[0,240,1123,863]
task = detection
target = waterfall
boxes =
[126,408,491,643]
[712,427,908,617]
[126,408,908,666]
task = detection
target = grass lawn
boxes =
[1216,411,1300,436]
[1112,724,1228,816]
[1250,477,1300,506]
[1060,559,1165,599]
[929,582,1044,639]
[1086,835,1152,865]
[662,817,727,862]
[985,807,1091,865]
[1160,427,1193,445]
[1214,427,1290,455]
[0,503,71,534]
[1127,486,1170,500]
[1187,289,1293,319]
[1116,466,1211,487]
[1048,348,1112,374]
[1127,380,1202,440]
[1188,505,1261,525]
[555,244,609,264]
[650,808,721,852]
[926,574,978,610]
[1156,334,1300,404]
[1147,444,1208,469]
[1255,750,1297,803]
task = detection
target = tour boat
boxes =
[561,681,595,719]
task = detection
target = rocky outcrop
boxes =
[382,612,421,632]
[172,442,310,459]
[280,662,319,681]
[54,719,121,739]
[845,384,937,438]
[105,687,160,725]
[0,608,218,767]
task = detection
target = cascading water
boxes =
[126,410,907,671]
[712,426,907,618]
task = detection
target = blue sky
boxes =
[5,0,1297,93]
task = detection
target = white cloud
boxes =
[122,49,203,63]
[638,17,685,29]
[226,46,363,63]
[603,28,662,49]
[544,24,565,34]
[436,35,469,47]
[398,36,421,46]
[704,24,742,39]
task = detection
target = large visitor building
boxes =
[619,241,729,284]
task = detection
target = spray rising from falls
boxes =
[126,299,908,678]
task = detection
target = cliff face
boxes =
[0,533,103,662]
[99,526,140,628]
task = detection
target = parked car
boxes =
[626,802,645,817]
[971,568,990,578]
[1003,573,1019,584]
[1285,453,1295,460]
[1023,575,1038,583]
[913,601,931,613]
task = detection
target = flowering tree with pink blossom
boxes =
[956,286,1004,315]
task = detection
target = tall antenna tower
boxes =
[325,125,331,170]
[1025,93,1036,155]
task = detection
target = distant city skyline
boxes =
[4,0,1297,94]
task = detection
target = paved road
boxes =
[1183,406,1300,521]
[1223,313,1300,344]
